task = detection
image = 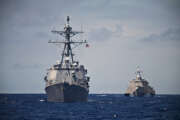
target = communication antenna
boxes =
[48,16,88,66]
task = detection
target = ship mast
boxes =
[135,66,143,80]
[48,16,87,66]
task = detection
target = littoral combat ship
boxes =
[125,67,155,96]
[44,16,90,102]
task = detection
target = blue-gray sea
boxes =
[0,94,180,120]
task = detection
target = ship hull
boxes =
[133,87,155,96]
[125,86,155,97]
[45,83,88,102]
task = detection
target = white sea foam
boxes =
[39,99,44,102]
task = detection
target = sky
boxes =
[0,0,180,94]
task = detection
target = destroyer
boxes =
[125,67,155,96]
[44,16,90,102]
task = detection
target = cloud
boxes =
[12,63,44,70]
[88,25,123,42]
[88,27,113,42]
[141,27,180,42]
[161,28,180,41]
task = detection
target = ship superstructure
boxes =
[44,16,90,102]
[125,67,155,96]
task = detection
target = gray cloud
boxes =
[12,63,44,70]
[88,25,123,42]
[161,28,180,41]
[141,27,180,42]
[88,27,113,42]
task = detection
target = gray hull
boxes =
[133,87,155,96]
[125,85,155,97]
[45,83,88,102]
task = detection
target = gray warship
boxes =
[44,16,90,102]
[125,67,155,96]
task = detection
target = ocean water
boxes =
[0,94,180,120]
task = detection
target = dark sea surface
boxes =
[0,94,180,120]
